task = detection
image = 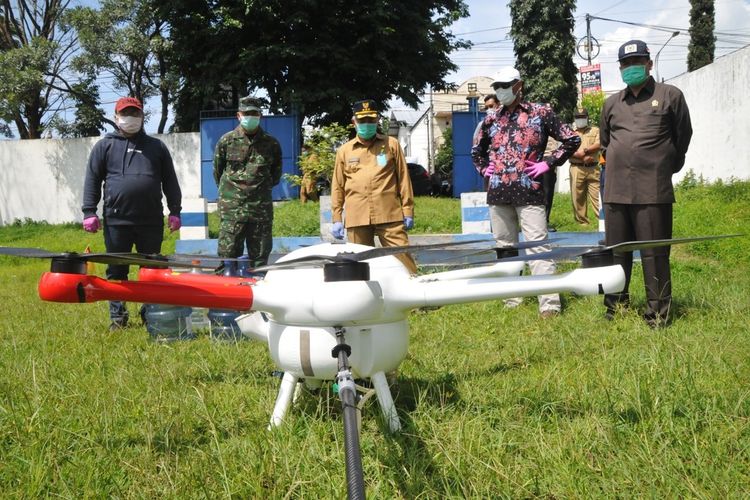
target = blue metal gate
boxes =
[451,111,484,196]
[200,113,300,201]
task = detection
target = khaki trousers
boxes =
[489,204,560,313]
[346,221,418,274]
[569,164,600,225]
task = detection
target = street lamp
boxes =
[655,31,680,82]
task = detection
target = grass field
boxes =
[1,181,749,497]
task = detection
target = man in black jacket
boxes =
[82,97,182,330]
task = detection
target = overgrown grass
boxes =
[1,183,749,497]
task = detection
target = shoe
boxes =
[547,225,557,233]
[109,321,127,331]
[604,309,615,321]
[643,314,668,329]
[540,310,560,319]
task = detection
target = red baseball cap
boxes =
[115,96,143,113]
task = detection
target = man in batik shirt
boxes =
[471,66,580,318]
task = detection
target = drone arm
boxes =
[415,261,525,282]
[389,266,626,310]
[38,272,254,311]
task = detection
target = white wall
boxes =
[669,45,750,183]
[0,133,200,225]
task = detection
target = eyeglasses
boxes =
[492,80,518,90]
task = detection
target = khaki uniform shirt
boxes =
[600,77,692,204]
[332,134,414,228]
[570,126,601,166]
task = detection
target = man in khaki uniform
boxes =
[331,99,417,274]
[568,108,601,225]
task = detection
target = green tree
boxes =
[160,0,470,131]
[66,0,176,133]
[50,78,106,137]
[286,123,351,188]
[580,91,605,127]
[0,0,81,139]
[434,126,453,181]
[509,0,578,123]
[688,0,715,71]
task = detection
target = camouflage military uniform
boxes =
[213,125,282,267]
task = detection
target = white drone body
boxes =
[235,243,627,432]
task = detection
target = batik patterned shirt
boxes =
[471,102,580,206]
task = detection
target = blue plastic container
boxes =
[208,308,242,342]
[144,304,195,342]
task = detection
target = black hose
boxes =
[333,327,366,500]
[340,385,365,500]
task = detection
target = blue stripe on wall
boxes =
[182,212,209,227]
[462,206,490,222]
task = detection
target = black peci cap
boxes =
[352,99,379,119]
[618,40,651,61]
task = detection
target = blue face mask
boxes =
[356,123,377,140]
[240,116,260,132]
[621,65,648,87]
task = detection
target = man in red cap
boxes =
[81,96,182,331]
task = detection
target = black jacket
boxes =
[82,130,182,225]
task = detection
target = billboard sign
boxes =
[580,64,602,94]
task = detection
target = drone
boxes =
[0,234,736,499]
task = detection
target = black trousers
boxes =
[604,203,673,321]
[541,169,557,223]
[103,224,163,322]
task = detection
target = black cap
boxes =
[574,108,589,118]
[618,40,650,61]
[239,96,263,112]
[352,99,379,119]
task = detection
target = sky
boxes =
[443,0,750,93]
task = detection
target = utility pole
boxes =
[427,86,433,173]
[585,14,592,65]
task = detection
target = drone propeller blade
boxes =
[253,239,492,272]
[458,246,594,267]
[0,246,177,268]
[460,234,743,266]
[0,247,62,258]
[606,234,742,253]
[453,237,565,260]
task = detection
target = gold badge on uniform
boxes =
[651,99,659,107]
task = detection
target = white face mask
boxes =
[117,115,143,135]
[575,118,589,129]
[495,86,517,106]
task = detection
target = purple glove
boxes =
[403,216,414,231]
[483,161,496,178]
[83,216,100,233]
[168,215,181,232]
[331,222,344,240]
[524,160,550,179]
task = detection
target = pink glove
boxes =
[83,216,100,233]
[524,160,550,179]
[168,215,181,232]
[483,161,496,178]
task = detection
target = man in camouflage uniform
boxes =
[214,96,282,268]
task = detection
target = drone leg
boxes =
[268,371,299,430]
[371,371,401,433]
